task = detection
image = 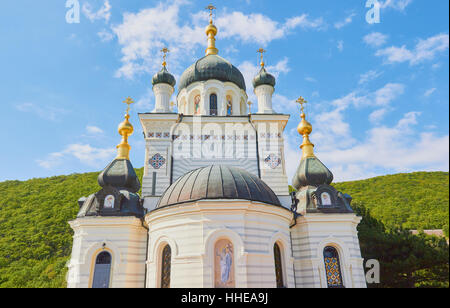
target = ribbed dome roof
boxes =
[178,55,246,93]
[152,66,176,87]
[157,165,281,208]
[292,157,334,190]
[98,159,141,193]
[253,67,276,88]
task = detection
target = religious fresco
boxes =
[194,95,201,115]
[214,239,235,288]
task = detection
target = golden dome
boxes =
[118,114,134,136]
[297,113,313,136]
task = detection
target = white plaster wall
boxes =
[67,217,148,288]
[153,83,174,113]
[144,200,295,288]
[290,213,367,288]
[254,85,274,114]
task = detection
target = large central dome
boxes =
[178,54,246,93]
[157,165,281,208]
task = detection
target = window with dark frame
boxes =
[92,251,112,288]
[161,245,172,288]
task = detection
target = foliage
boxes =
[353,202,449,288]
[333,172,449,236]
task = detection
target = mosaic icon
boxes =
[264,154,281,169]
[149,153,166,169]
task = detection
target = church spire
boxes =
[205,5,218,56]
[116,97,134,160]
[296,97,315,159]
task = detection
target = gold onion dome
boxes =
[116,98,134,160]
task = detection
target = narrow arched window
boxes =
[92,251,111,288]
[210,94,218,116]
[274,243,285,288]
[323,246,344,288]
[161,245,172,288]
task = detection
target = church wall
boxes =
[251,115,290,197]
[290,214,367,288]
[67,217,148,288]
[144,200,294,288]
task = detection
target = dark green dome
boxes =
[157,165,281,208]
[292,157,334,190]
[253,67,276,88]
[178,55,246,93]
[152,66,176,87]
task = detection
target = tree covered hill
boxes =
[0,170,448,288]
[333,172,449,236]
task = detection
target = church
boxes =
[67,8,367,289]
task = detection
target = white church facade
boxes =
[67,11,367,289]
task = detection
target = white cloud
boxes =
[37,144,115,169]
[424,88,437,97]
[305,76,317,83]
[376,33,449,65]
[111,2,324,79]
[359,70,383,85]
[82,0,111,22]
[337,40,344,52]
[97,29,114,42]
[334,13,356,29]
[15,102,69,121]
[296,83,449,182]
[86,125,104,135]
[363,32,388,47]
[380,0,413,11]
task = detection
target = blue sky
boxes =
[0,0,448,182]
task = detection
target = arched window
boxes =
[274,243,285,288]
[92,251,112,288]
[210,94,218,116]
[226,96,233,115]
[161,245,172,288]
[323,246,344,288]
[214,239,235,288]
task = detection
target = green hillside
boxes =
[0,170,448,288]
[333,172,449,236]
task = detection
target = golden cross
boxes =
[170,101,176,111]
[161,47,169,67]
[296,96,307,113]
[123,97,134,115]
[206,4,216,22]
[257,48,266,67]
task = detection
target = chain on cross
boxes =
[123,97,134,115]
[161,47,169,67]
[257,48,266,67]
[296,97,308,114]
[206,4,216,23]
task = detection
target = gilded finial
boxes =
[117,97,135,160]
[161,47,169,68]
[205,5,218,56]
[247,101,253,114]
[295,96,315,159]
[170,101,176,112]
[257,48,266,67]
